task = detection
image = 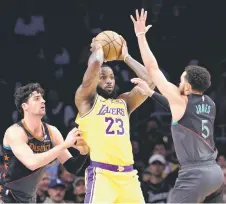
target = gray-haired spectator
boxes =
[72,177,85,203]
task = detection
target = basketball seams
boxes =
[114,39,122,46]
[103,31,112,42]
[116,36,123,60]
[110,31,118,58]
[96,31,123,60]
[94,39,109,45]
[111,41,118,59]
[106,44,111,60]
[103,32,118,60]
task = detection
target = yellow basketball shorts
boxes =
[84,165,145,203]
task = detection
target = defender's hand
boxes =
[64,128,83,149]
[131,78,152,96]
[130,9,152,36]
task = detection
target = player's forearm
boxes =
[150,92,170,111]
[125,55,155,89]
[82,51,104,88]
[63,155,88,175]
[137,35,159,74]
[31,143,68,170]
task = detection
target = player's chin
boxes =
[105,88,113,93]
[39,111,46,117]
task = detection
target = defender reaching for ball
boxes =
[74,35,159,203]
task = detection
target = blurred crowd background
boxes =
[1,0,226,203]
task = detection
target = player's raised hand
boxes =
[118,36,129,61]
[131,78,152,96]
[90,38,103,52]
[130,9,152,36]
[89,38,104,63]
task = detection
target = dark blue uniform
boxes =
[0,121,53,203]
[168,94,224,203]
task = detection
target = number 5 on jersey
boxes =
[105,117,125,136]
[202,120,209,138]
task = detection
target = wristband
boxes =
[136,32,146,37]
[124,54,130,62]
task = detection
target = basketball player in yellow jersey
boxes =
[75,40,155,203]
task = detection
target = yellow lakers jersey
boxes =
[76,94,134,166]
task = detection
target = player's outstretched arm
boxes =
[130,9,183,105]
[48,124,88,175]
[4,125,81,171]
[75,41,104,115]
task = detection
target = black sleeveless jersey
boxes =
[171,94,217,166]
[0,120,54,203]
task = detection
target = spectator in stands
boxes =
[72,177,85,203]
[222,165,226,202]
[217,155,226,168]
[44,178,67,203]
[142,154,172,203]
[141,168,151,182]
[36,171,50,203]
[58,165,75,201]
[152,142,179,177]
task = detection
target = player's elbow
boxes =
[26,163,37,171]
[27,164,37,171]
[145,61,159,73]
[25,159,40,171]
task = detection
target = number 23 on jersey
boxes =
[105,117,125,136]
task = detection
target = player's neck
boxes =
[191,90,202,95]
[23,115,42,134]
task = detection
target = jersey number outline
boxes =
[201,119,209,138]
[105,117,125,136]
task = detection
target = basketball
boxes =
[94,31,124,61]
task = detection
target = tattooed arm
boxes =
[75,42,104,116]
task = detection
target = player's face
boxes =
[179,71,192,95]
[97,67,116,98]
[22,91,46,117]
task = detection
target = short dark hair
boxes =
[101,63,112,69]
[184,65,211,93]
[14,83,44,115]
